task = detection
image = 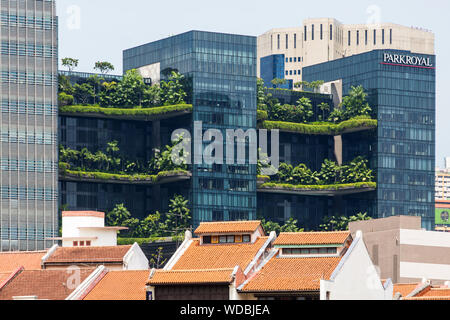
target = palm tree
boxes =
[318,102,331,121]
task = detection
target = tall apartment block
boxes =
[0,0,58,251]
[258,18,435,87]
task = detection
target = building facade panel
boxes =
[0,0,58,251]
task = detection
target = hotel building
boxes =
[258,18,435,87]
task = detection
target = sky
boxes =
[56,0,450,167]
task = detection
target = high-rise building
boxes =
[303,49,436,229]
[0,0,59,251]
[435,158,450,200]
[125,31,258,226]
[258,18,435,86]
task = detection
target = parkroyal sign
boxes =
[382,53,434,69]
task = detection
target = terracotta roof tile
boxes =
[194,221,262,235]
[393,283,421,297]
[62,211,105,218]
[0,269,94,300]
[274,232,351,246]
[83,270,150,300]
[172,237,268,271]
[44,245,132,265]
[403,296,450,300]
[148,269,236,286]
[418,288,450,297]
[241,257,341,292]
[0,251,46,272]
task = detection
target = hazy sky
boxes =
[56,0,450,166]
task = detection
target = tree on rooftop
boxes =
[271,78,287,89]
[340,85,372,120]
[164,195,191,236]
[73,82,94,105]
[62,57,79,72]
[160,71,187,106]
[94,61,115,74]
[318,102,331,121]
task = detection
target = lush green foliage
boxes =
[259,181,377,191]
[328,86,373,122]
[108,195,191,238]
[261,218,304,235]
[59,138,187,176]
[94,61,115,74]
[319,212,372,231]
[261,117,377,136]
[268,157,374,186]
[59,103,193,119]
[59,69,189,108]
[58,92,74,106]
[62,57,79,71]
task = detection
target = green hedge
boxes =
[259,181,377,191]
[59,166,190,184]
[257,110,268,121]
[59,104,193,120]
[260,118,377,136]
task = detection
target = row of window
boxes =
[0,13,56,30]
[0,130,57,145]
[197,178,251,192]
[0,71,57,86]
[73,240,91,247]
[0,158,57,173]
[347,29,393,46]
[202,234,251,244]
[0,186,57,201]
[285,57,303,63]
[282,247,338,255]
[1,227,56,241]
[1,41,57,58]
[286,70,301,76]
[1,99,56,115]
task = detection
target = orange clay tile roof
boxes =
[0,271,14,286]
[393,283,421,297]
[44,245,132,265]
[0,251,47,272]
[62,211,105,218]
[241,257,341,292]
[274,231,351,246]
[172,237,269,271]
[0,269,94,300]
[83,270,150,300]
[417,288,450,297]
[148,269,236,286]
[194,221,262,235]
[403,296,450,300]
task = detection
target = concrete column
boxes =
[334,135,343,165]
[152,120,161,156]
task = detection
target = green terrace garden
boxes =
[58,139,188,183]
[256,79,377,135]
[59,66,191,110]
[258,156,376,192]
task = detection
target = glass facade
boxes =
[303,50,436,229]
[124,31,257,226]
[260,54,293,89]
[0,0,58,251]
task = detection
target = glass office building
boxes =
[124,31,257,226]
[260,54,293,89]
[303,50,436,229]
[0,0,59,251]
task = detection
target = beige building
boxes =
[257,18,435,85]
[349,216,450,285]
[436,158,450,200]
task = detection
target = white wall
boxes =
[123,243,149,270]
[320,233,393,300]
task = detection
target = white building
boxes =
[60,211,127,247]
[257,18,435,85]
